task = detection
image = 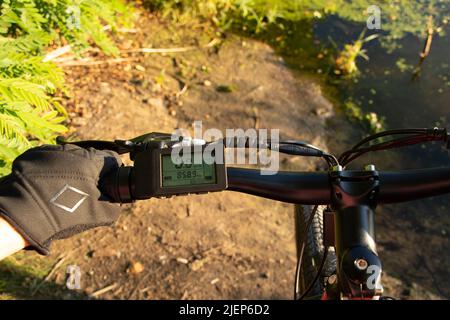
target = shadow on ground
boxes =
[0,259,88,300]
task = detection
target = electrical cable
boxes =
[339,128,448,166]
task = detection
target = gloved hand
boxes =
[0,144,122,255]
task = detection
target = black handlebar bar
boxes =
[226,168,330,204]
[226,167,450,205]
[377,167,450,203]
[226,166,450,205]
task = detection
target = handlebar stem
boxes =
[330,167,383,298]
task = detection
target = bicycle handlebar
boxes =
[102,165,450,205]
[226,168,330,205]
[377,167,450,203]
[226,166,450,205]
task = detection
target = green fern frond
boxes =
[16,109,67,142]
[0,108,30,146]
[0,0,132,176]
[0,78,50,111]
[0,136,27,162]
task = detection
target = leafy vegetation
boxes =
[334,32,379,77]
[341,100,384,133]
[0,0,131,175]
[143,0,449,44]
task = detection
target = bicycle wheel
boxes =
[294,204,337,299]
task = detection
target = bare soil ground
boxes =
[0,13,444,300]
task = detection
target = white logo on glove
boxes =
[50,184,89,213]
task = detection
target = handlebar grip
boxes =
[100,166,134,203]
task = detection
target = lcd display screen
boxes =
[161,154,217,187]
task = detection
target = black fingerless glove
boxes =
[0,144,122,255]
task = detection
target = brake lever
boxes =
[56,132,180,156]
[56,136,134,154]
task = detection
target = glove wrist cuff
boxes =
[0,211,50,255]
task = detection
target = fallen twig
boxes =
[420,16,434,59]
[89,283,118,298]
[412,15,434,81]
[123,38,220,54]
[126,46,197,54]
[58,57,138,67]
[49,38,220,68]
[43,45,72,62]
[176,83,188,99]
[43,46,102,63]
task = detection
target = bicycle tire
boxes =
[294,205,337,299]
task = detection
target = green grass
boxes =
[0,251,86,299]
